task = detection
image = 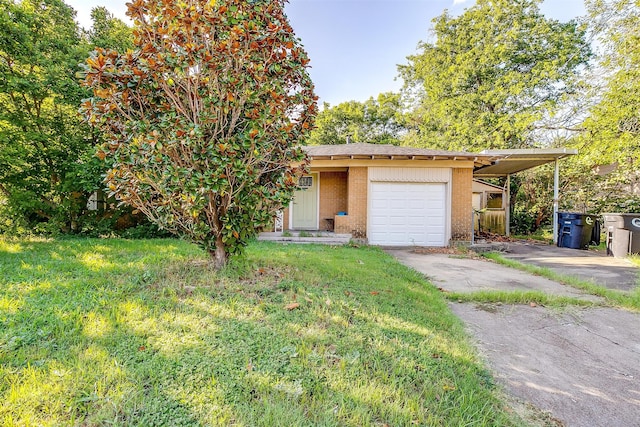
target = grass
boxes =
[444,290,596,308]
[482,252,640,311]
[0,237,524,426]
[512,228,554,244]
[512,228,608,251]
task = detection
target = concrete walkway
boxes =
[386,248,640,427]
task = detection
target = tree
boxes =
[87,6,134,52]
[399,0,591,151]
[0,0,92,231]
[307,92,405,145]
[81,0,317,268]
[564,0,640,213]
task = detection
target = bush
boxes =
[511,205,538,235]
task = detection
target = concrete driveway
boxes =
[502,242,639,291]
[386,248,640,427]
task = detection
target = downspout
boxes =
[471,209,475,245]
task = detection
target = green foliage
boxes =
[399,0,591,151]
[563,0,640,213]
[0,238,523,425]
[308,92,405,145]
[80,0,317,267]
[87,6,134,51]
[511,166,557,233]
[0,0,94,230]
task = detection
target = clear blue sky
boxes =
[67,0,586,107]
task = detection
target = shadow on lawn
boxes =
[0,240,515,426]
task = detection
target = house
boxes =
[280,143,494,246]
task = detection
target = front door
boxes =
[292,174,318,229]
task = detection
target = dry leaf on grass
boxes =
[285,302,300,311]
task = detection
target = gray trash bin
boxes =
[602,213,640,257]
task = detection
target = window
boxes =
[486,193,503,209]
[299,176,313,188]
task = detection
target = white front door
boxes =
[292,174,318,229]
[369,182,447,246]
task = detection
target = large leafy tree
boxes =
[81,0,317,268]
[308,92,405,145]
[399,0,591,151]
[565,0,640,213]
[88,6,134,52]
[0,0,91,231]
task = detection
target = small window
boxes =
[299,176,313,188]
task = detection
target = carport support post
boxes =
[506,174,510,237]
[553,158,559,244]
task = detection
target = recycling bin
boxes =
[557,212,598,250]
[602,213,640,257]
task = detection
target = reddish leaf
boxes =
[285,302,300,311]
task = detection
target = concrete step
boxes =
[258,232,352,245]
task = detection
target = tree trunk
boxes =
[210,234,228,270]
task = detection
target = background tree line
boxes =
[309,0,640,234]
[1,0,638,237]
[0,0,152,236]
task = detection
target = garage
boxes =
[369,181,447,246]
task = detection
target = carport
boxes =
[473,148,577,243]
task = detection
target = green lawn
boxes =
[0,237,522,426]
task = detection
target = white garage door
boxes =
[369,182,447,246]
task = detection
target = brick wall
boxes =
[282,207,290,231]
[347,167,368,238]
[451,168,472,241]
[318,172,348,231]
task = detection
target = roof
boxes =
[473,179,505,192]
[473,148,578,177]
[303,143,493,166]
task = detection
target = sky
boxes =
[66,0,587,107]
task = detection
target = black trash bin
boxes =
[590,217,602,246]
[557,212,598,250]
[602,213,640,257]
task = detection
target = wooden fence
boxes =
[474,209,506,235]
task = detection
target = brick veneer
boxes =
[318,172,348,231]
[284,166,473,244]
[346,167,368,238]
[451,168,472,241]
